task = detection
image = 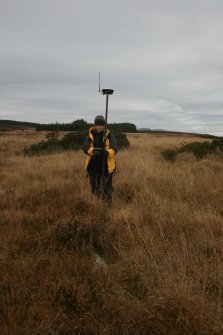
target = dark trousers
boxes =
[88,168,114,202]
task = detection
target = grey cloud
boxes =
[0,0,223,135]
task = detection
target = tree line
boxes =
[35,119,137,133]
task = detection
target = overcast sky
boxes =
[0,0,223,135]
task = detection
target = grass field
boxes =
[0,130,223,334]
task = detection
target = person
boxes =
[83,115,118,202]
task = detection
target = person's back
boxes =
[83,115,118,202]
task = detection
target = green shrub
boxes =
[24,129,129,156]
[161,149,177,162]
[161,137,223,162]
[212,137,223,151]
[177,141,217,159]
[60,131,87,150]
[24,138,62,156]
[60,130,129,150]
[111,130,129,149]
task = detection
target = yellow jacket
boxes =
[83,127,118,174]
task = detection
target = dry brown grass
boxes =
[0,130,223,335]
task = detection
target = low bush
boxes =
[111,130,129,149]
[24,138,62,156]
[161,137,223,161]
[60,131,88,150]
[161,149,177,162]
[177,141,217,159]
[212,137,223,151]
[24,129,129,156]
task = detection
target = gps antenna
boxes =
[98,72,114,123]
[98,72,114,201]
[99,72,103,95]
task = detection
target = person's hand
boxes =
[103,149,109,158]
[93,148,103,157]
